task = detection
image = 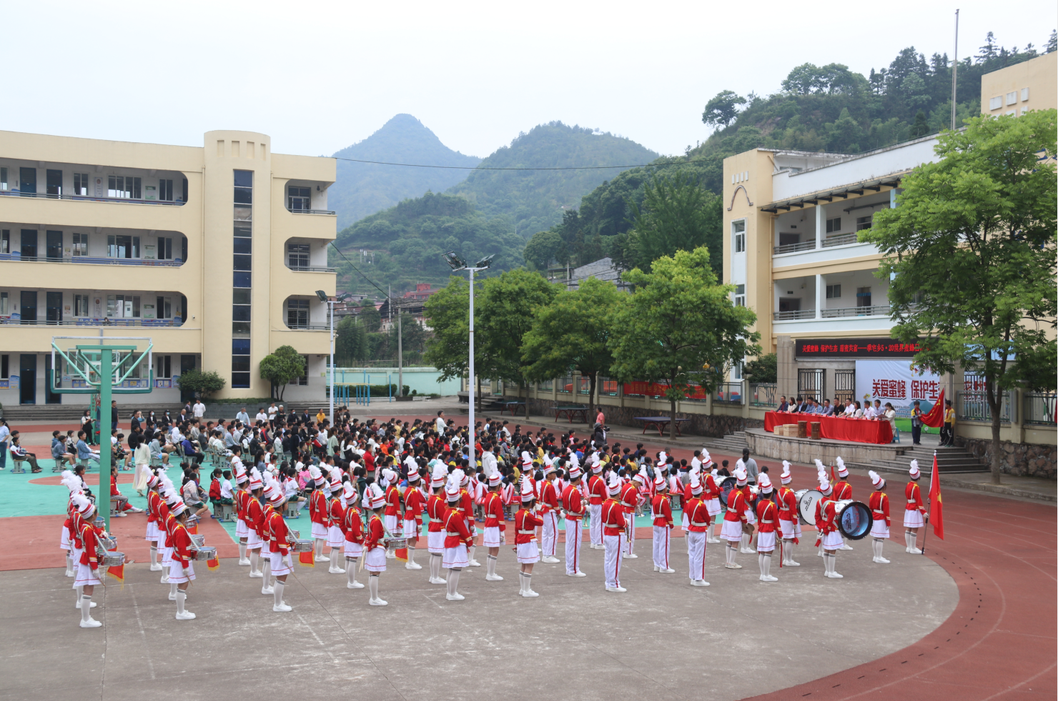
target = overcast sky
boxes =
[5,1,1055,160]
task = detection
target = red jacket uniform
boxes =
[561,483,585,520]
[514,508,543,544]
[245,497,265,537]
[905,482,926,515]
[78,521,101,570]
[815,498,838,535]
[870,491,891,527]
[267,510,290,555]
[309,490,329,527]
[364,514,386,551]
[833,480,852,501]
[539,480,558,514]
[329,497,345,527]
[426,494,446,533]
[651,494,673,528]
[171,522,194,568]
[755,498,779,534]
[460,490,475,527]
[724,490,750,524]
[483,491,505,529]
[685,498,710,533]
[384,486,401,517]
[443,507,473,549]
[163,511,178,549]
[235,488,250,523]
[777,487,797,523]
[704,474,722,501]
[588,474,606,505]
[147,490,161,524]
[404,487,426,523]
[343,505,364,544]
[602,498,626,537]
[620,482,639,510]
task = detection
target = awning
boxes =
[760,172,909,213]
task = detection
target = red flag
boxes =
[207,557,220,571]
[106,563,125,589]
[921,389,945,429]
[298,550,315,567]
[929,453,944,540]
[394,547,408,562]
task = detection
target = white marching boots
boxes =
[273,581,291,612]
[405,548,422,571]
[446,570,464,601]
[906,531,922,554]
[175,591,196,621]
[346,561,364,589]
[740,533,754,554]
[761,554,777,582]
[238,542,250,566]
[485,554,503,581]
[368,576,387,606]
[873,539,890,564]
[521,572,538,598]
[79,595,101,628]
[429,555,445,585]
[725,543,742,569]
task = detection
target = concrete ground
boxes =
[0,532,955,701]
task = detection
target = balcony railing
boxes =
[0,253,182,267]
[0,189,185,206]
[773,309,815,321]
[284,323,329,331]
[287,207,335,216]
[0,317,183,327]
[822,232,860,247]
[821,305,890,318]
[750,383,778,407]
[285,264,336,273]
[1024,393,1057,425]
[773,241,816,255]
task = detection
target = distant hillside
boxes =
[329,114,480,229]
[333,192,524,295]
[446,122,659,239]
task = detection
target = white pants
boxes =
[603,533,624,588]
[589,504,602,546]
[565,518,582,574]
[687,531,706,581]
[541,511,558,558]
[625,515,635,556]
[652,526,671,570]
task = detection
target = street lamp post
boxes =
[443,252,493,468]
[317,290,350,425]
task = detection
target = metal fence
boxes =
[714,382,744,405]
[1024,393,1056,425]
[956,391,1012,423]
[537,378,553,392]
[557,376,573,394]
[750,383,777,407]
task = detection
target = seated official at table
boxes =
[821,399,835,416]
[776,396,789,412]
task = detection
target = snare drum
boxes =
[292,539,314,553]
[795,489,824,526]
[288,529,300,540]
[186,514,200,526]
[190,534,206,548]
[834,500,872,540]
[101,551,125,567]
[193,546,217,561]
[94,516,106,529]
[386,537,408,551]
[100,535,118,551]
[716,477,736,507]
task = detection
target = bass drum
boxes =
[834,500,872,540]
[716,477,737,507]
[795,489,824,526]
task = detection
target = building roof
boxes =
[760,172,907,213]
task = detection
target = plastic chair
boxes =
[891,426,901,444]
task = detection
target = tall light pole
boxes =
[318,290,350,425]
[444,252,493,468]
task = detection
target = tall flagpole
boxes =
[921,450,936,555]
[951,9,960,131]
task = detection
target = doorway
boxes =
[46,291,63,324]
[19,167,36,196]
[46,231,63,260]
[20,291,38,324]
[45,354,61,404]
[20,354,36,404]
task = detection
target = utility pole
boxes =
[951,9,960,131]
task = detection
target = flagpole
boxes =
[921,450,936,555]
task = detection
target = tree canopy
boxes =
[259,345,307,400]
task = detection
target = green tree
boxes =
[865,111,1057,483]
[743,353,777,384]
[335,316,368,365]
[626,173,723,276]
[521,277,622,421]
[478,269,559,416]
[609,247,760,439]
[702,90,746,129]
[259,345,307,400]
[389,312,427,361]
[359,304,382,332]
[423,276,474,381]
[175,369,226,399]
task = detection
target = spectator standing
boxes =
[0,419,9,470]
[193,399,206,420]
[910,401,923,445]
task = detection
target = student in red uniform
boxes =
[684,476,710,587]
[868,470,891,564]
[721,468,751,570]
[482,469,506,582]
[515,477,544,597]
[144,472,165,572]
[232,455,251,566]
[326,476,348,574]
[338,482,365,589]
[702,467,723,544]
[71,493,103,628]
[813,473,843,578]
[602,473,626,592]
[561,465,586,577]
[308,466,331,563]
[777,462,801,567]
[246,469,267,580]
[264,477,294,612]
[651,471,675,574]
[168,501,198,620]
[587,459,606,549]
[381,467,401,560]
[754,474,779,583]
[904,460,927,554]
[363,483,390,606]
[620,471,642,560]
[832,457,854,551]
[538,465,560,564]
[402,469,427,571]
[459,470,481,568]
[442,471,473,601]
[426,464,449,585]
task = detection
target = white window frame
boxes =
[1006,91,1017,106]
[734,284,746,307]
[1021,88,1029,102]
[732,220,746,254]
[72,232,89,256]
[989,96,1002,111]
[74,294,89,317]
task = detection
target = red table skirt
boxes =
[764,411,894,445]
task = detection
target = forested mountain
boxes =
[446,122,659,237]
[523,32,1057,271]
[333,192,524,295]
[329,114,480,229]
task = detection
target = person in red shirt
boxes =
[721,469,751,570]
[651,471,675,573]
[832,458,854,552]
[363,483,390,606]
[327,480,348,575]
[904,459,927,554]
[144,472,165,572]
[232,456,251,566]
[602,473,627,592]
[777,462,801,567]
[868,470,891,564]
[754,474,779,582]
[264,478,294,612]
[702,468,723,544]
[587,459,606,549]
[246,470,268,580]
[340,482,366,589]
[482,470,506,582]
[109,469,140,516]
[402,469,427,572]
[458,470,481,568]
[168,501,198,620]
[684,476,710,587]
[426,464,449,585]
[538,465,560,564]
[70,493,104,628]
[380,467,401,561]
[562,465,587,577]
[621,470,642,560]
[515,477,544,597]
[442,471,473,601]
[814,476,844,578]
[308,467,330,564]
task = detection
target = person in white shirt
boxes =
[192,400,206,420]
[267,403,278,425]
[255,408,268,424]
[435,411,447,435]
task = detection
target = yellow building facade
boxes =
[0,130,336,405]
[980,52,1057,118]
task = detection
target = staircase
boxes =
[849,443,988,476]
[701,431,749,456]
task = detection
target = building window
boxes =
[158,179,174,202]
[232,170,253,381]
[1,229,9,254]
[0,167,7,190]
[156,237,173,260]
[107,175,141,199]
[73,173,90,196]
[826,217,842,233]
[855,214,873,231]
[856,287,872,308]
[106,294,141,318]
[732,220,746,253]
[1021,87,1029,102]
[732,361,743,381]
[72,233,89,256]
[0,292,8,316]
[288,186,311,211]
[287,243,310,269]
[825,284,842,299]
[0,354,8,379]
[290,355,309,385]
[231,339,251,389]
[287,299,309,329]
[156,296,172,319]
[157,355,172,379]
[74,295,89,317]
[988,95,1002,111]
[734,284,746,307]
[1006,91,1017,106]
[107,235,140,259]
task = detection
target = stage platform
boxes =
[747,427,909,465]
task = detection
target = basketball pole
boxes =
[99,348,113,533]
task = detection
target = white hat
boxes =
[632,466,647,486]
[343,482,357,502]
[381,468,397,488]
[368,483,386,510]
[72,492,94,516]
[568,464,583,481]
[430,463,447,489]
[701,449,711,465]
[690,476,703,496]
[836,457,848,478]
[658,451,667,465]
[818,471,832,495]
[445,471,462,503]
[407,468,421,483]
[607,472,621,496]
[309,465,323,485]
[869,470,885,490]
[520,476,535,504]
[171,500,188,517]
[758,473,773,494]
[487,471,502,487]
[735,468,748,487]
[813,459,825,472]
[780,461,792,485]
[654,468,667,491]
[521,451,533,467]
[909,459,920,479]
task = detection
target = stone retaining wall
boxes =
[957,436,1057,479]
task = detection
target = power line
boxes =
[328,242,389,299]
[333,155,679,171]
